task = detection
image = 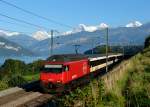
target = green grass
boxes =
[23,73,40,82]
[0,73,40,91]
[123,51,150,107]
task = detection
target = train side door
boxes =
[83,62,87,74]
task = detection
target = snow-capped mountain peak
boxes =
[78,23,108,32]
[4,45,20,51]
[126,21,142,27]
[62,23,109,36]
[99,23,109,29]
[0,30,20,36]
[32,31,49,41]
[78,24,98,32]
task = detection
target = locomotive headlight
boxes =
[48,79,53,81]
[57,80,61,83]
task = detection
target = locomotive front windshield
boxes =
[41,65,63,73]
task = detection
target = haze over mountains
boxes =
[0,21,150,56]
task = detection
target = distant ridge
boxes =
[0,36,35,56]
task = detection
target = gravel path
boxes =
[0,87,23,98]
[0,92,42,107]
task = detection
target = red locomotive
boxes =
[40,54,122,92]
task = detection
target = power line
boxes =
[0,0,74,29]
[0,19,64,35]
[0,13,49,30]
[0,19,35,29]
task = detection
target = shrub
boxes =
[8,75,27,87]
[0,81,8,91]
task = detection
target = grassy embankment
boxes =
[58,48,150,107]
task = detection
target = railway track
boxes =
[0,84,54,107]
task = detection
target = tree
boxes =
[144,35,150,48]
[0,59,26,77]
[26,60,44,74]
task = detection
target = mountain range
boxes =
[0,36,35,56]
[0,21,150,57]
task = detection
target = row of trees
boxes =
[0,59,43,90]
[144,35,150,48]
[84,45,143,56]
[0,59,43,77]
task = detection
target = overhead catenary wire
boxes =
[0,18,63,36]
[0,19,36,30]
[0,0,74,29]
[0,13,49,30]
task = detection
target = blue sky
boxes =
[0,0,150,33]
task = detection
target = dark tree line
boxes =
[144,35,150,48]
